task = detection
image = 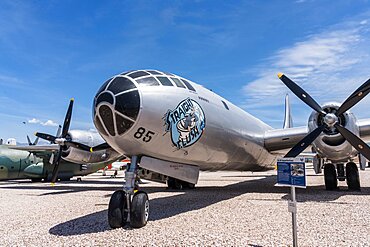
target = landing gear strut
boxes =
[108,156,149,228]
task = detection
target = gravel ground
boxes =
[1,167,370,246]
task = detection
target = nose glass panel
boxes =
[93,75,140,137]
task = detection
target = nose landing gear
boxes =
[323,162,360,191]
[108,156,149,229]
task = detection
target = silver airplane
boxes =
[37,70,370,229]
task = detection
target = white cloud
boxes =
[28,118,58,127]
[242,17,370,127]
[41,120,58,127]
[28,118,41,124]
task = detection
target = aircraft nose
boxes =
[93,76,140,137]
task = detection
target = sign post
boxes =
[276,157,306,247]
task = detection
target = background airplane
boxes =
[1,99,123,182]
[36,69,370,229]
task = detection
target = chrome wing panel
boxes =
[9,145,59,152]
[264,126,309,153]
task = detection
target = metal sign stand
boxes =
[289,186,298,247]
[276,157,306,247]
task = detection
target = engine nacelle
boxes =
[61,130,122,164]
[308,102,359,162]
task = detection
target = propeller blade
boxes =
[336,78,370,116]
[278,73,326,115]
[50,146,63,184]
[35,132,56,143]
[27,135,32,145]
[61,98,74,137]
[34,137,39,145]
[284,125,325,158]
[56,125,62,138]
[335,124,370,160]
[66,141,91,152]
[90,142,110,152]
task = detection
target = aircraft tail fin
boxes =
[283,93,293,129]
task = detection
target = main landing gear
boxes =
[108,156,149,228]
[323,162,360,191]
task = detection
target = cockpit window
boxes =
[222,100,229,110]
[120,70,134,75]
[107,77,136,94]
[136,77,160,86]
[180,79,196,92]
[147,70,162,75]
[164,72,174,76]
[171,78,186,88]
[128,71,150,79]
[96,78,112,96]
[157,76,174,86]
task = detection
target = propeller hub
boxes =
[54,138,66,146]
[323,113,338,127]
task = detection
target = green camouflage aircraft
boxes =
[0,141,120,182]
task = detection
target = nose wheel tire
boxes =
[346,162,360,191]
[108,190,127,228]
[131,192,149,228]
[324,163,338,190]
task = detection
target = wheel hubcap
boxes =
[144,200,149,221]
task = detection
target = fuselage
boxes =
[94,70,277,171]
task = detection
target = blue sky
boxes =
[1,0,370,142]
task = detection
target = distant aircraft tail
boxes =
[283,94,293,129]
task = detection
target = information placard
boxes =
[276,157,306,188]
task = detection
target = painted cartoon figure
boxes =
[164,98,206,149]
[176,108,199,141]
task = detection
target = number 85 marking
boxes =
[134,127,155,143]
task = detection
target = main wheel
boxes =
[108,190,127,228]
[324,163,337,190]
[346,162,360,191]
[167,177,183,190]
[130,192,149,228]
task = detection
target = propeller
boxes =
[35,99,80,184]
[27,135,39,145]
[278,73,370,160]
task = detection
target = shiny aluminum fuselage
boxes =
[102,81,277,171]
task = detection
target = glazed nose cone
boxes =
[93,76,140,137]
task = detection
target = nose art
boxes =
[93,76,140,136]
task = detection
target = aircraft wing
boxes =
[9,145,59,159]
[264,118,370,155]
[264,126,309,154]
[9,145,59,152]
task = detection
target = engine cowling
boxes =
[61,130,122,164]
[309,102,359,162]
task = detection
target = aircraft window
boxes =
[96,92,114,105]
[108,77,136,94]
[136,77,160,86]
[222,100,229,110]
[116,114,134,135]
[171,78,186,88]
[95,116,108,136]
[115,90,140,120]
[147,70,162,75]
[164,72,174,76]
[128,71,150,79]
[180,79,196,91]
[96,78,112,96]
[157,76,173,86]
[120,70,134,75]
[99,105,115,136]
